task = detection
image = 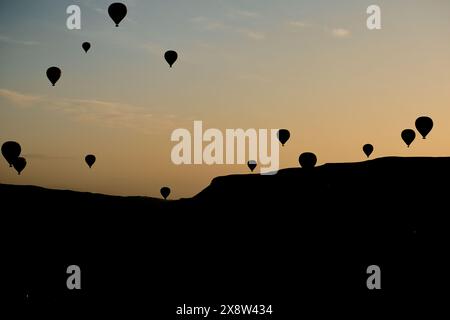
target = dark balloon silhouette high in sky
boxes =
[164,50,178,68]
[277,129,290,146]
[299,152,317,169]
[415,116,433,139]
[13,157,26,175]
[82,42,91,53]
[160,187,171,200]
[247,160,257,172]
[46,67,61,86]
[363,144,374,158]
[2,141,21,167]
[401,129,416,148]
[108,3,127,27]
[85,154,96,168]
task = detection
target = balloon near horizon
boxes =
[363,144,374,158]
[2,141,26,175]
[299,152,317,169]
[277,129,290,147]
[415,116,433,139]
[160,187,171,200]
[247,160,257,172]
[85,154,96,169]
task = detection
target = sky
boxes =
[1,0,450,198]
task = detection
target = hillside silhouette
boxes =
[3,156,445,316]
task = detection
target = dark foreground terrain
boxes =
[1,157,447,317]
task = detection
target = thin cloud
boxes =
[234,10,261,18]
[0,35,39,46]
[239,29,265,40]
[0,88,182,134]
[286,21,351,39]
[190,17,265,40]
[141,42,165,56]
[331,28,351,38]
[287,21,308,28]
[0,88,42,106]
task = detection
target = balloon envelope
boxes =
[82,42,91,53]
[299,152,317,169]
[85,154,96,168]
[277,129,290,146]
[46,67,61,86]
[164,50,178,67]
[415,116,433,139]
[401,129,416,148]
[247,160,257,172]
[363,144,374,158]
[108,3,127,27]
[2,141,21,167]
[13,157,26,175]
[160,187,171,200]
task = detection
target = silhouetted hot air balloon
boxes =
[2,141,21,167]
[363,144,374,158]
[299,152,317,169]
[247,160,257,172]
[108,3,127,27]
[277,129,290,146]
[415,116,433,139]
[160,187,171,200]
[401,129,416,148]
[13,157,26,175]
[46,67,61,86]
[164,50,178,68]
[82,42,91,53]
[85,154,96,168]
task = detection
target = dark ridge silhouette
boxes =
[3,156,443,315]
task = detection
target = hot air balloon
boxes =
[13,157,26,175]
[82,42,91,53]
[2,141,21,167]
[164,50,178,68]
[46,67,61,86]
[363,144,374,158]
[299,152,317,169]
[85,154,96,168]
[401,129,416,148]
[160,187,171,200]
[277,129,290,146]
[415,116,433,139]
[108,3,127,27]
[247,160,257,172]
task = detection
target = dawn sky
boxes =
[1,0,450,198]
